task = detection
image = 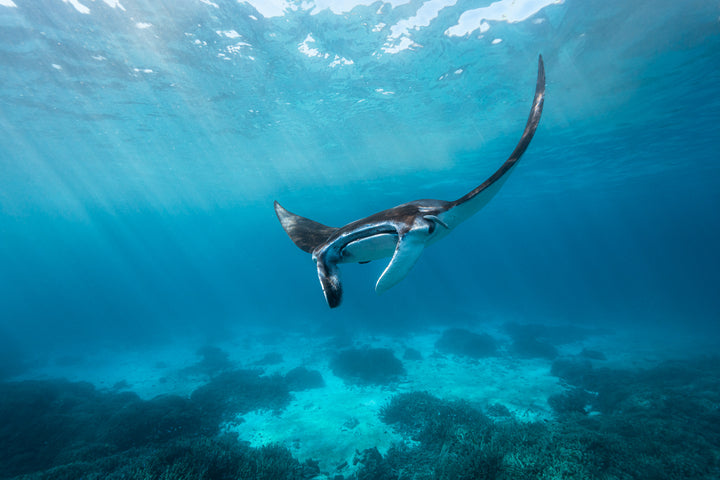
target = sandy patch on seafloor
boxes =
[226,379,405,473]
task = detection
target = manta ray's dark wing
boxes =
[274,201,338,253]
[450,55,545,213]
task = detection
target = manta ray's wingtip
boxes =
[273,200,285,219]
[273,200,285,215]
[537,54,545,90]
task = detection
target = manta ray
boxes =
[275,55,545,308]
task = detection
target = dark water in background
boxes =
[1,0,718,358]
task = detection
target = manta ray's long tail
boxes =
[449,55,545,216]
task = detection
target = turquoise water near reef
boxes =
[1,0,720,477]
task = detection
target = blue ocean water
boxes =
[1,0,720,478]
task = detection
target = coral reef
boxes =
[0,379,218,478]
[550,356,594,386]
[358,357,720,480]
[503,322,611,346]
[380,391,491,448]
[330,347,405,385]
[10,434,318,480]
[374,392,501,479]
[252,352,284,366]
[3,347,719,480]
[547,387,596,415]
[485,403,513,419]
[284,366,325,391]
[509,337,558,360]
[579,348,607,360]
[403,347,423,361]
[501,322,614,360]
[0,365,322,479]
[190,369,291,420]
[435,328,497,358]
[180,345,234,378]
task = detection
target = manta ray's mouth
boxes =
[340,232,399,262]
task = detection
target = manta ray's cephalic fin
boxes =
[375,224,430,294]
[315,255,342,308]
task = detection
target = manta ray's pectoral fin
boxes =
[274,201,338,253]
[375,225,429,294]
[447,55,545,225]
